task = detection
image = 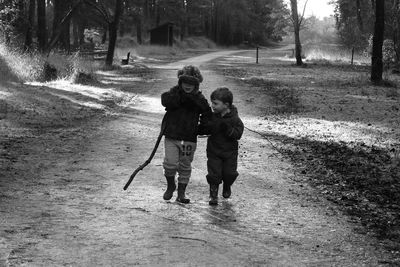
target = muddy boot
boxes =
[176,183,190,204]
[222,183,231,199]
[163,176,176,200]
[209,184,219,205]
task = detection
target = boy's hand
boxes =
[180,91,196,104]
[181,91,207,109]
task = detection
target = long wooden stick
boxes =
[123,114,166,190]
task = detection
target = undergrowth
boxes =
[303,44,370,65]
[0,43,44,82]
[277,136,400,242]
[0,43,100,83]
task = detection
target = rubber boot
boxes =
[163,176,176,200]
[222,183,231,199]
[209,184,219,205]
[176,183,190,204]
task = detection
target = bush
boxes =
[0,43,44,82]
[0,43,100,82]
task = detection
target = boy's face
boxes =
[211,99,229,114]
[181,82,196,93]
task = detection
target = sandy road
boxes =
[0,50,393,266]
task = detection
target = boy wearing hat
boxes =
[161,65,211,203]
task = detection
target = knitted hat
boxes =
[178,75,200,86]
[177,65,203,86]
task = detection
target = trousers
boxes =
[163,138,197,184]
[206,151,238,186]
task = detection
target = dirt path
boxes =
[0,51,395,266]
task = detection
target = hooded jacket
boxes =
[161,85,211,142]
[199,105,244,156]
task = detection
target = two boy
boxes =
[160,65,244,205]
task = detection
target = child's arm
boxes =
[181,91,211,113]
[161,87,181,110]
[221,118,244,140]
[196,93,212,113]
[198,112,213,135]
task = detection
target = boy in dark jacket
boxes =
[161,65,211,204]
[199,87,244,205]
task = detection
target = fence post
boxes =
[256,46,259,64]
[351,47,355,65]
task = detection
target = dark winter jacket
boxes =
[161,85,211,142]
[199,105,244,156]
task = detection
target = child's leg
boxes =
[176,140,197,184]
[206,153,222,205]
[221,153,239,198]
[162,138,179,200]
[176,140,197,204]
[206,153,223,185]
[163,138,179,178]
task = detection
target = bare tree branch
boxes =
[84,0,111,24]
[299,0,309,26]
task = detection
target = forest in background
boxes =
[0,0,398,79]
[0,1,397,51]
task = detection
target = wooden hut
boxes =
[149,22,174,46]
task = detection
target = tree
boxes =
[37,0,47,52]
[47,1,83,53]
[52,0,72,51]
[333,0,373,50]
[24,0,36,51]
[1,0,292,55]
[290,0,307,66]
[106,0,123,66]
[0,0,25,45]
[371,0,385,83]
[386,0,400,62]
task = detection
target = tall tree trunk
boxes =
[144,0,149,20]
[106,0,123,66]
[79,17,87,46]
[180,0,186,41]
[52,0,70,51]
[212,0,219,43]
[356,0,364,32]
[290,0,303,66]
[102,25,107,44]
[137,18,142,45]
[72,17,79,49]
[395,0,400,62]
[24,0,35,51]
[144,0,150,40]
[156,1,160,26]
[371,0,385,83]
[47,2,81,54]
[150,0,156,22]
[37,0,47,52]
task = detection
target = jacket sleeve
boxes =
[181,91,211,113]
[197,110,214,135]
[161,86,181,110]
[225,117,244,140]
[196,92,212,114]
